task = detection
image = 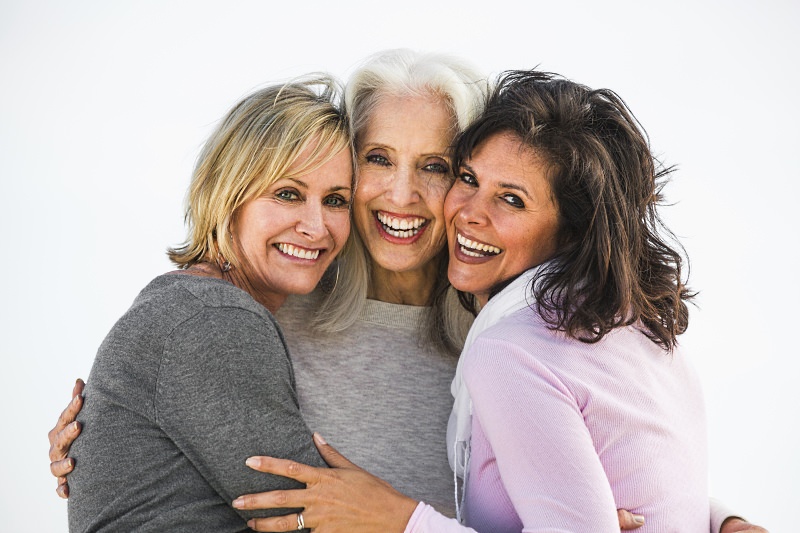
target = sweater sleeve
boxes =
[710,498,742,533]
[404,502,479,533]
[465,337,620,532]
[155,305,324,522]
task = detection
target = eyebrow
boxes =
[285,178,351,193]
[362,142,448,160]
[461,163,532,200]
[498,181,532,199]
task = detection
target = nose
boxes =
[385,165,421,207]
[454,188,489,227]
[295,201,327,240]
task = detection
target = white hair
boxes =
[314,49,488,354]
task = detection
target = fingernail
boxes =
[67,458,75,468]
[72,394,81,406]
[247,519,255,528]
[313,432,327,445]
[245,457,258,467]
[70,421,80,432]
[633,514,645,525]
[232,497,244,508]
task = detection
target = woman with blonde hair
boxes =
[66,76,353,532]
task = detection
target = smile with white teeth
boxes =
[276,243,320,260]
[457,233,501,258]
[375,211,428,239]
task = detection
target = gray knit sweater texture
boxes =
[68,273,323,532]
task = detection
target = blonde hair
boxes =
[314,50,487,355]
[168,76,351,268]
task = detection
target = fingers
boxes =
[246,513,306,533]
[617,509,645,530]
[50,457,75,478]
[49,420,82,463]
[244,455,322,485]
[56,479,70,499]
[48,383,84,451]
[313,433,358,470]
[71,378,85,400]
[232,489,304,511]
[720,518,770,533]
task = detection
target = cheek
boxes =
[353,174,378,219]
[353,168,382,202]
[443,187,463,225]
[423,181,450,220]
[330,212,352,245]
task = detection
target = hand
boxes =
[617,509,645,529]
[721,517,769,533]
[47,378,85,498]
[233,433,418,533]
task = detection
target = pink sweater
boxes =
[406,307,709,532]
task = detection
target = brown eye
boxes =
[501,193,525,208]
[458,172,477,187]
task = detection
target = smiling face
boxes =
[353,94,455,281]
[230,147,353,312]
[445,132,561,306]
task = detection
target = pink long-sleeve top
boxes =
[406,306,709,532]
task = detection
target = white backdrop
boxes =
[1,1,797,530]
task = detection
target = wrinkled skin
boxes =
[48,379,84,498]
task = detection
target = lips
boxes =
[275,243,321,260]
[374,211,429,239]
[456,232,501,258]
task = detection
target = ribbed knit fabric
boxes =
[406,306,709,532]
[276,290,460,516]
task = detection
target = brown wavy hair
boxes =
[453,70,694,350]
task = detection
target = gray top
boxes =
[277,290,460,517]
[68,273,323,532]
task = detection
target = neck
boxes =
[368,260,440,306]
[184,261,286,314]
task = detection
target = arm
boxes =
[156,306,325,522]
[464,337,620,531]
[47,378,84,498]
[235,437,645,533]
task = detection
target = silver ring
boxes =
[297,512,305,530]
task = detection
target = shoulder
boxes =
[466,306,691,398]
[144,274,284,350]
[470,307,569,365]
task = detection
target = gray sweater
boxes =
[277,290,461,517]
[68,274,323,532]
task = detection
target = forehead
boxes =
[283,145,353,187]
[469,132,539,169]
[361,94,455,146]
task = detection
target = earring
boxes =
[217,252,231,273]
